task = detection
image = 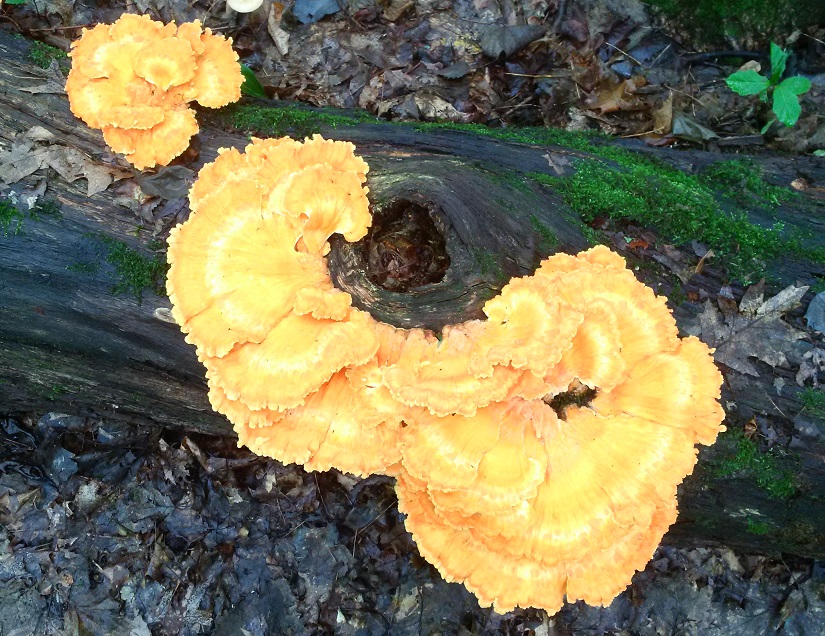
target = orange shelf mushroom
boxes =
[168,136,405,478]
[167,137,726,614]
[67,14,243,170]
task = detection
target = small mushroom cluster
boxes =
[167,136,726,614]
[66,14,243,170]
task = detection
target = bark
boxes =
[2,30,825,558]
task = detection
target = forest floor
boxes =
[2,411,825,636]
[1,0,825,634]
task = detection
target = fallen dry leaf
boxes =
[267,3,290,56]
[0,127,129,196]
[700,283,809,376]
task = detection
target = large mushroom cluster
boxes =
[167,136,726,614]
[66,14,243,170]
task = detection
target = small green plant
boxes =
[239,63,266,98]
[726,42,812,132]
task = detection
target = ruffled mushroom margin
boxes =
[166,135,726,615]
[66,14,243,170]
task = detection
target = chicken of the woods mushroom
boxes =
[166,135,726,614]
[66,14,243,170]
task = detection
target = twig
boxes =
[620,129,659,139]
[802,33,825,47]
[681,50,767,65]
[28,24,93,32]
[649,43,672,69]
[504,71,571,79]
[604,41,643,67]
[663,83,703,105]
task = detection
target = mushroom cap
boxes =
[382,321,526,417]
[133,37,198,91]
[203,308,380,411]
[397,464,679,613]
[396,404,698,612]
[470,275,583,377]
[212,320,408,476]
[167,183,331,357]
[591,335,726,445]
[102,107,199,170]
[269,163,372,254]
[188,29,243,108]
[227,0,265,12]
[168,137,726,616]
[67,15,243,169]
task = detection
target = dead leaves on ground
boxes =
[700,281,809,377]
[0,126,130,196]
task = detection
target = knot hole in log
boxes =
[362,197,451,292]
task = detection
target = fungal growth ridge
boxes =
[166,135,726,615]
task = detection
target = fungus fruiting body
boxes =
[167,135,725,614]
[67,15,243,169]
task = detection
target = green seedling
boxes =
[240,63,266,98]
[726,42,811,132]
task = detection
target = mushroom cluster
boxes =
[167,136,726,614]
[66,14,243,170]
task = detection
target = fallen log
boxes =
[1,28,824,559]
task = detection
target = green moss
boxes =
[29,40,67,69]
[0,198,25,236]
[97,236,167,301]
[416,121,605,151]
[711,430,797,499]
[66,261,100,274]
[700,159,797,209]
[647,0,825,46]
[0,198,61,235]
[46,384,68,400]
[29,200,62,220]
[746,517,770,535]
[801,388,825,418]
[472,248,505,281]
[529,214,559,253]
[227,104,374,138]
[529,156,796,283]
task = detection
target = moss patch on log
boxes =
[710,430,798,499]
[226,103,374,138]
[28,40,66,69]
[87,235,167,301]
[527,153,817,283]
[1,198,61,236]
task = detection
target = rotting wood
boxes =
[1,29,825,558]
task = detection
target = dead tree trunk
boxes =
[1,30,824,558]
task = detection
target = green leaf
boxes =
[779,76,811,96]
[760,119,775,134]
[240,64,266,98]
[814,150,825,157]
[769,42,788,84]
[3,0,28,4]
[726,70,770,96]
[772,84,801,126]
